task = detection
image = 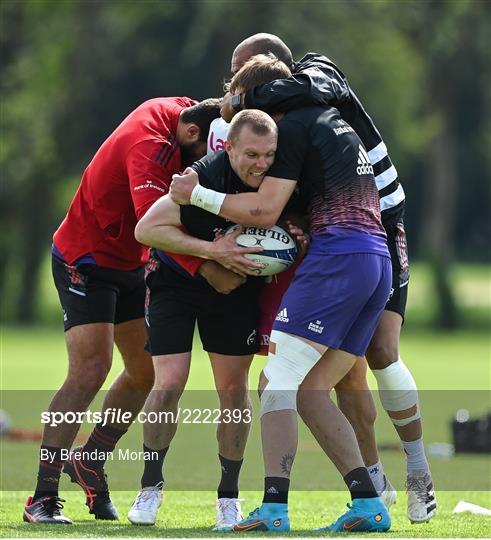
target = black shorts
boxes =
[384,216,410,318]
[145,259,261,356]
[52,254,145,331]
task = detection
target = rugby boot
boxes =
[232,503,290,532]
[127,482,164,525]
[23,495,72,524]
[213,497,243,531]
[380,475,398,509]
[63,446,119,520]
[406,470,437,523]
[315,497,391,533]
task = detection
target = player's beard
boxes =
[180,142,204,168]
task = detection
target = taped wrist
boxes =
[190,184,226,215]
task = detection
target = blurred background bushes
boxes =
[1,0,489,328]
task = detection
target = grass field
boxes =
[1,264,490,537]
[1,490,490,538]
[1,326,490,537]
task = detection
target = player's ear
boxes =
[186,123,200,143]
[224,140,233,156]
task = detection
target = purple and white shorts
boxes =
[272,234,392,357]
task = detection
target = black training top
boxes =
[155,151,263,282]
[267,106,386,238]
[244,52,405,224]
[179,150,258,240]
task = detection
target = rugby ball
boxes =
[226,225,298,276]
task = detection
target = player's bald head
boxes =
[231,33,293,75]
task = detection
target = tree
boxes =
[394,0,490,327]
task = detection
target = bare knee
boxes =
[336,358,368,391]
[153,368,186,391]
[366,325,400,369]
[64,324,113,392]
[149,378,185,410]
[218,379,249,409]
[65,357,111,393]
[121,356,154,391]
[339,390,377,426]
[366,341,398,369]
[366,311,402,369]
[335,359,376,425]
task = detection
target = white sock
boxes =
[367,461,386,494]
[402,438,430,473]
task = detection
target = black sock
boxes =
[263,476,290,504]
[217,454,243,499]
[141,444,168,488]
[82,422,127,469]
[33,445,63,500]
[344,467,378,500]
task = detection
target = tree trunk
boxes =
[15,176,52,324]
[423,110,460,328]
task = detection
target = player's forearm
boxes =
[135,224,213,260]
[219,192,281,229]
[170,172,292,228]
[186,178,293,228]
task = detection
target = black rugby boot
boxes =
[63,446,119,520]
[23,495,72,524]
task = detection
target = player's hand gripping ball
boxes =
[226,225,298,276]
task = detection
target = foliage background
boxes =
[1,0,490,325]
[0,4,489,536]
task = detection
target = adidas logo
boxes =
[275,308,289,323]
[266,486,279,494]
[357,145,374,175]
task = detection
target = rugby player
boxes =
[22,96,248,525]
[209,45,393,511]
[170,55,393,533]
[127,109,282,529]
[217,33,436,524]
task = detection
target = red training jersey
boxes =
[53,97,203,274]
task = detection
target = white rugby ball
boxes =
[226,224,298,276]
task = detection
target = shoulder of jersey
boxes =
[207,118,229,155]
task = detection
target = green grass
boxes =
[1,326,490,391]
[404,263,490,329]
[1,490,490,537]
[1,263,490,537]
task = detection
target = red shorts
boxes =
[257,262,299,355]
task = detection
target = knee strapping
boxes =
[372,359,420,425]
[391,411,421,426]
[260,331,321,416]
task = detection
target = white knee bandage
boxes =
[391,411,421,426]
[372,359,421,426]
[260,330,322,416]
